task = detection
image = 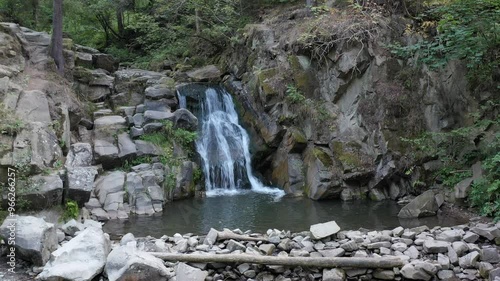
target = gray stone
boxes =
[340,240,359,251]
[323,268,345,281]
[398,190,439,218]
[120,233,135,246]
[400,261,437,281]
[17,173,63,210]
[93,139,119,168]
[38,227,110,281]
[145,85,175,100]
[392,226,404,237]
[135,140,162,157]
[105,244,171,281]
[310,220,341,239]
[15,90,51,123]
[373,270,395,280]
[65,143,93,167]
[130,127,144,139]
[176,262,208,281]
[423,239,450,253]
[187,65,222,82]
[459,251,480,268]
[93,53,118,72]
[490,268,500,281]
[463,231,479,243]
[437,253,450,269]
[391,242,408,252]
[479,262,493,279]
[0,216,57,266]
[143,110,174,123]
[132,113,144,127]
[454,177,473,199]
[404,246,420,259]
[367,241,392,249]
[61,219,84,236]
[259,244,276,255]
[318,248,345,257]
[117,132,137,159]
[471,224,500,241]
[436,229,463,242]
[173,108,198,131]
[437,270,455,280]
[94,171,126,206]
[227,239,246,252]
[67,166,99,206]
[481,247,500,263]
[452,241,469,256]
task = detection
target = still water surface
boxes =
[104,193,467,237]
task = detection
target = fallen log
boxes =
[150,253,405,268]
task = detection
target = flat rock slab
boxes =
[310,221,341,239]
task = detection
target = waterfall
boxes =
[178,84,284,197]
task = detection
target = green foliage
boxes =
[388,0,500,87]
[470,150,500,221]
[60,200,79,223]
[402,101,499,220]
[285,85,306,104]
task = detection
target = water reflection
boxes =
[104,194,468,237]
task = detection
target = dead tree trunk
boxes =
[150,253,405,269]
[50,0,64,75]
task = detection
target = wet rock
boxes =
[398,190,439,218]
[0,216,57,266]
[38,227,110,281]
[310,221,341,239]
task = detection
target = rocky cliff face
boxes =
[0,23,201,219]
[220,7,479,201]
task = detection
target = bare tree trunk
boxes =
[117,8,124,37]
[150,253,405,269]
[50,0,64,75]
[195,8,201,34]
[32,0,39,28]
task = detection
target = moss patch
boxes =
[313,148,333,167]
[332,141,362,169]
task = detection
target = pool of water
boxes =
[103,192,468,237]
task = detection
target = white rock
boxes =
[310,221,340,239]
[38,227,111,281]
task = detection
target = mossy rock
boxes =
[256,68,279,97]
[332,141,363,170]
[313,147,333,167]
[72,67,93,84]
[288,55,316,97]
[63,38,74,50]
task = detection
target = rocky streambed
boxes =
[1,216,500,281]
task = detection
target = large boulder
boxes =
[0,216,57,266]
[37,227,111,281]
[18,173,63,210]
[187,65,222,82]
[398,190,440,218]
[93,53,118,73]
[105,243,172,281]
[93,139,119,169]
[67,166,99,206]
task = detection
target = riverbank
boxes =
[1,215,499,281]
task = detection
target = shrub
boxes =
[60,200,79,222]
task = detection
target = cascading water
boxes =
[178,84,284,197]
